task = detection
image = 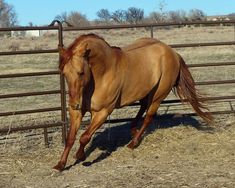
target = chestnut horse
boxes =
[54,34,212,171]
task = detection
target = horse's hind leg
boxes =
[130,99,148,137]
[127,84,173,149]
[127,101,160,149]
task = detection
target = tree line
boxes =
[0,0,17,27]
[1,0,235,27]
[55,7,209,27]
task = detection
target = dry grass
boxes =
[0,115,234,187]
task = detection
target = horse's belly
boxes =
[119,79,157,107]
[119,94,145,107]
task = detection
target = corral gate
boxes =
[0,20,235,145]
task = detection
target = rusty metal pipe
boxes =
[0,49,58,56]
[0,71,59,79]
[170,41,235,48]
[0,122,63,133]
[0,107,61,117]
[0,90,61,99]
[63,20,235,31]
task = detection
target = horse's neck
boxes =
[84,48,124,111]
[90,47,116,78]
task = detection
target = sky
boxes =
[6,0,235,26]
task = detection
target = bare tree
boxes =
[148,0,167,23]
[68,12,90,26]
[0,0,17,27]
[111,10,126,23]
[228,13,235,20]
[158,0,167,21]
[55,11,89,26]
[149,11,163,23]
[125,7,144,24]
[96,9,111,23]
[188,9,206,21]
[55,12,68,22]
[168,10,187,22]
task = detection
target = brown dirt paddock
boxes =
[0,114,235,188]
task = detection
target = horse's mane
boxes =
[67,33,113,52]
[59,33,121,70]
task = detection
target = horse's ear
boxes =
[83,49,91,60]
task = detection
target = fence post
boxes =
[234,23,235,41]
[50,20,68,144]
[58,23,68,144]
[43,128,49,147]
[150,26,154,38]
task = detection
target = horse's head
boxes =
[59,33,113,110]
[59,43,91,111]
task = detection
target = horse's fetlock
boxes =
[80,134,90,145]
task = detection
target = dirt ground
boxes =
[0,114,235,188]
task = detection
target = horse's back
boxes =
[123,37,179,72]
[122,38,160,52]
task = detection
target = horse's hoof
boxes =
[74,153,86,161]
[127,143,134,149]
[53,162,65,172]
[127,141,136,149]
[78,154,86,161]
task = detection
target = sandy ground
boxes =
[0,114,235,188]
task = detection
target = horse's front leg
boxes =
[74,109,109,161]
[53,107,83,171]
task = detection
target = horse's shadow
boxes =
[70,114,214,169]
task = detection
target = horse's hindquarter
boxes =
[120,41,180,106]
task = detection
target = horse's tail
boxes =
[174,54,213,123]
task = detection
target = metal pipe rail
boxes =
[0,49,58,56]
[0,25,58,32]
[188,61,235,68]
[0,71,59,78]
[63,20,235,31]
[0,90,61,99]
[0,20,235,146]
[0,21,68,145]
[0,107,61,117]
[0,122,63,133]
[170,41,235,48]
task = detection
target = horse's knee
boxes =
[79,133,91,146]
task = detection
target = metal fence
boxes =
[0,22,67,144]
[0,20,235,145]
